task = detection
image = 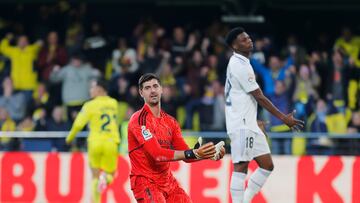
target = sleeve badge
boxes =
[141,125,153,140]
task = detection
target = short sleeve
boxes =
[232,62,259,93]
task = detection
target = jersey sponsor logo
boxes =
[158,139,171,147]
[141,125,152,140]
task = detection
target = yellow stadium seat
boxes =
[192,112,200,131]
[117,102,128,124]
[176,106,186,128]
[292,136,306,155]
[325,113,347,134]
[105,59,113,81]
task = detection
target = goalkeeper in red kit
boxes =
[128,73,226,203]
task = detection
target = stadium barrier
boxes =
[0,132,359,202]
[0,153,359,203]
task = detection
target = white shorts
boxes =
[229,129,271,163]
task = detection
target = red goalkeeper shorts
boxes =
[131,175,192,203]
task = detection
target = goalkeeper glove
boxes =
[193,137,203,149]
[211,141,225,160]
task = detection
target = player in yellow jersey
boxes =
[66,78,120,203]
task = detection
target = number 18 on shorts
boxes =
[229,129,270,163]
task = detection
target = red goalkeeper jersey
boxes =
[128,104,190,189]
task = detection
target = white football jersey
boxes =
[225,52,263,135]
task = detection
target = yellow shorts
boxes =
[88,139,119,173]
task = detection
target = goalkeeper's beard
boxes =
[144,94,161,107]
[148,98,160,107]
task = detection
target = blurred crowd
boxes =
[0,2,360,155]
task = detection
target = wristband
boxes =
[184,149,197,159]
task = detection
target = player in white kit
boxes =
[224,27,304,203]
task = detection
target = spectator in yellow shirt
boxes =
[334,27,360,67]
[0,107,17,151]
[0,33,42,102]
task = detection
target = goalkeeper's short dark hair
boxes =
[138,73,161,89]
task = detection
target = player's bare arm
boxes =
[250,88,304,131]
